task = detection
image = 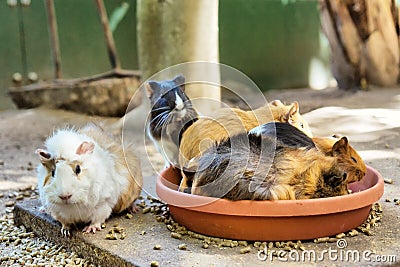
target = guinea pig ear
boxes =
[285,101,299,122]
[270,99,283,106]
[35,149,55,171]
[35,149,52,163]
[144,81,159,99]
[332,134,343,139]
[173,74,185,85]
[173,74,186,92]
[332,137,349,155]
[76,141,95,155]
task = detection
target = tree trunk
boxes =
[136,0,220,113]
[319,0,399,89]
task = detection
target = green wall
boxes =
[0,0,321,109]
[219,0,320,90]
[0,0,138,109]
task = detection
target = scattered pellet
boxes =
[142,207,151,214]
[0,211,94,266]
[336,233,346,239]
[171,232,182,240]
[314,237,329,243]
[253,241,261,248]
[125,213,133,219]
[105,233,118,240]
[178,243,187,250]
[238,240,248,247]
[240,246,251,254]
[384,178,394,184]
[5,201,15,207]
[153,245,162,250]
[150,260,159,267]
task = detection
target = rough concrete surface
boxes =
[1,86,400,266]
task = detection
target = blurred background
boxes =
[0,0,331,110]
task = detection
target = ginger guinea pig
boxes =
[313,135,366,183]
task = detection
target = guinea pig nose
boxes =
[59,194,72,201]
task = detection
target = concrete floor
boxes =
[1,86,400,266]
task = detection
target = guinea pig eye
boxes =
[299,122,304,128]
[75,165,81,175]
[351,157,357,163]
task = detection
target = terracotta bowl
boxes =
[156,165,384,241]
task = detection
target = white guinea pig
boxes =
[36,124,143,236]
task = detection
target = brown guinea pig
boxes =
[312,136,366,183]
[248,122,366,184]
[190,132,348,200]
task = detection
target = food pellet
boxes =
[384,178,394,184]
[240,246,251,254]
[178,244,187,250]
[171,232,182,240]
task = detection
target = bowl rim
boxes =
[156,165,384,217]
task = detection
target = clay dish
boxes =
[156,166,384,241]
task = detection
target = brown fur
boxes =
[313,136,366,183]
[79,124,143,213]
[178,101,312,191]
[35,150,55,186]
[191,133,348,200]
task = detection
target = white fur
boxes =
[146,125,176,168]
[248,125,264,136]
[37,128,128,231]
[175,92,184,110]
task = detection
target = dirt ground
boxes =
[1,86,400,265]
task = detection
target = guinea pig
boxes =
[191,132,348,200]
[249,122,316,150]
[178,100,312,192]
[250,122,366,183]
[312,135,366,183]
[36,124,143,236]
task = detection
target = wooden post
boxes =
[319,0,399,89]
[45,0,62,79]
[95,0,121,70]
[137,0,221,113]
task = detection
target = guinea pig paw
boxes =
[127,204,140,214]
[83,224,101,234]
[61,226,71,237]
